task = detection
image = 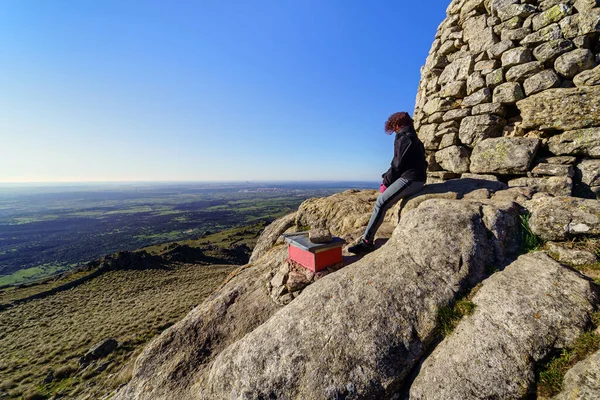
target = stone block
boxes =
[508,176,573,196]
[443,108,472,121]
[576,158,600,186]
[486,68,505,87]
[554,48,597,79]
[439,132,460,149]
[528,196,600,240]
[574,65,600,86]
[536,155,577,164]
[428,112,445,124]
[435,146,471,173]
[518,86,600,130]
[533,39,575,64]
[547,242,598,266]
[439,40,458,56]
[462,87,493,107]
[426,152,443,171]
[501,27,532,41]
[501,47,533,67]
[467,72,486,95]
[461,173,501,181]
[578,9,600,36]
[523,69,561,95]
[459,114,507,147]
[419,124,441,150]
[487,40,516,59]
[531,163,575,177]
[472,102,506,116]
[427,171,461,181]
[488,16,502,27]
[470,137,540,174]
[560,15,580,39]
[465,16,500,52]
[505,61,544,82]
[560,10,600,39]
[441,80,468,98]
[574,0,600,12]
[521,23,563,47]
[439,56,476,85]
[474,59,500,71]
[497,3,538,22]
[423,97,461,115]
[493,82,525,103]
[573,34,596,49]
[439,119,460,130]
[532,4,573,31]
[494,16,524,36]
[548,128,600,157]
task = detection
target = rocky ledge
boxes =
[113,179,600,399]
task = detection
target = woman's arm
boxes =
[382,135,411,186]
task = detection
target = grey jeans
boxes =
[363,178,425,242]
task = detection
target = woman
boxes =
[348,111,427,254]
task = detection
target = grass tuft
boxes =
[437,299,476,337]
[537,331,600,397]
[592,311,600,328]
[520,213,544,253]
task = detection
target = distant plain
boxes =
[0,182,375,285]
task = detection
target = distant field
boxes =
[0,182,375,284]
[0,264,73,286]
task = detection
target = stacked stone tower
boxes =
[414,0,600,198]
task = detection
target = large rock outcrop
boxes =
[294,189,396,240]
[202,199,522,399]
[113,185,600,399]
[414,0,600,199]
[409,252,599,399]
[114,190,402,400]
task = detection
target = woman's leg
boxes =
[363,178,425,242]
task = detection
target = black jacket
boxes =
[381,125,427,186]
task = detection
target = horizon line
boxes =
[0,179,379,185]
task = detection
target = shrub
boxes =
[22,388,47,400]
[54,364,77,380]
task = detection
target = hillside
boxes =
[0,224,264,400]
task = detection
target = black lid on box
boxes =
[282,234,346,253]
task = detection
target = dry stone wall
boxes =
[414,0,600,199]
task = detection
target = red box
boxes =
[283,234,345,272]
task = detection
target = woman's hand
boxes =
[379,184,387,193]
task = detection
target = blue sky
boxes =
[0,0,448,182]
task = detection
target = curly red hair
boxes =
[384,112,414,134]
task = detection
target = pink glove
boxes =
[379,184,387,193]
